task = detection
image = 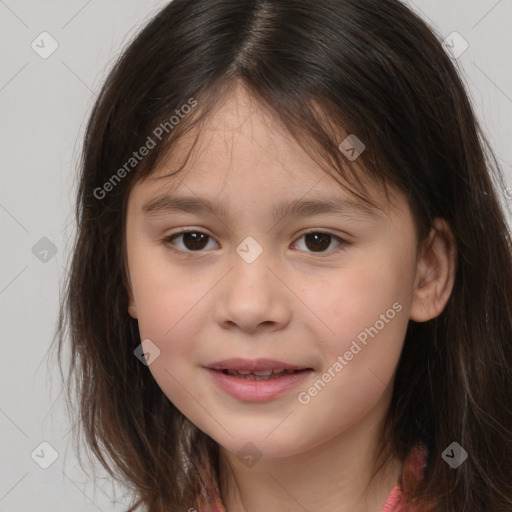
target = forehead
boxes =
[152,87,328,185]
[129,86,399,219]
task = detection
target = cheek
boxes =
[311,258,411,351]
[127,245,209,357]
[129,257,210,418]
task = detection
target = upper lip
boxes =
[206,358,310,371]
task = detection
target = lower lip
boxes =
[206,368,313,402]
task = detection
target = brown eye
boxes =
[162,230,347,255]
[164,231,217,252]
[294,232,345,254]
[305,233,331,252]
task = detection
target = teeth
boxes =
[224,369,300,376]
[252,370,273,376]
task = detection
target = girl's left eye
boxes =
[161,230,348,255]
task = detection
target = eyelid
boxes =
[163,228,219,252]
[293,229,348,255]
[161,228,349,255]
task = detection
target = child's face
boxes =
[125,86,420,459]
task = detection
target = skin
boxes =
[125,84,457,512]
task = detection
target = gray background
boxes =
[1,1,511,510]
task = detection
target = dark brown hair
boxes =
[53,0,512,510]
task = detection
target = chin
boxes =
[213,427,313,462]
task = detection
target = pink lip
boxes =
[206,357,308,372]
[205,364,313,403]
[204,358,314,402]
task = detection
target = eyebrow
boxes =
[141,194,381,223]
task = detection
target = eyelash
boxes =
[161,229,349,256]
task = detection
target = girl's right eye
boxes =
[162,230,218,252]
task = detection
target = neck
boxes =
[218,393,402,512]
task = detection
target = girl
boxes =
[54,0,512,511]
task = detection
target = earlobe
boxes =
[409,218,457,322]
[128,301,138,319]
[126,284,138,319]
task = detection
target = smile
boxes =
[220,368,304,380]
[205,360,313,402]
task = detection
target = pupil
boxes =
[305,233,330,252]
[184,232,208,250]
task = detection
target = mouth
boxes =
[206,357,313,376]
[204,358,314,401]
[216,368,310,380]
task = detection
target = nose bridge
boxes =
[214,235,290,331]
[230,234,274,297]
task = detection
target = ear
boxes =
[126,281,138,319]
[409,218,457,322]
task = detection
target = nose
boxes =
[213,248,292,334]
